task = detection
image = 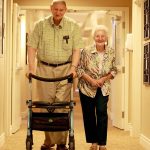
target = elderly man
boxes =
[27,0,83,150]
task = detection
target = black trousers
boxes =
[79,88,109,145]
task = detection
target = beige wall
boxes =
[141,0,150,145]
[13,0,132,32]
[132,0,150,149]
[4,0,150,149]
[0,0,150,149]
[6,0,150,145]
[141,85,150,137]
[0,0,11,145]
[14,0,131,7]
[0,59,4,135]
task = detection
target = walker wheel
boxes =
[26,140,32,150]
[26,136,32,150]
[69,141,75,150]
[69,135,75,150]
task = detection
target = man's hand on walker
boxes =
[68,66,77,78]
[25,70,35,79]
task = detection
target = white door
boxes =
[110,12,126,129]
[11,3,25,133]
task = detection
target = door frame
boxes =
[4,0,13,136]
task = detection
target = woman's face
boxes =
[51,2,67,22]
[94,30,108,46]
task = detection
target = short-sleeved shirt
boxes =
[27,15,83,64]
[77,45,117,97]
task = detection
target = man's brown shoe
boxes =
[56,144,68,150]
[41,144,55,150]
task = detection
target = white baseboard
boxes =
[0,133,5,148]
[11,116,22,134]
[128,123,133,136]
[123,122,131,131]
[140,134,150,150]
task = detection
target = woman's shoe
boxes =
[99,145,107,150]
[89,143,98,150]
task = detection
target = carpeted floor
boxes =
[1,93,146,150]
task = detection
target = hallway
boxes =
[1,92,145,150]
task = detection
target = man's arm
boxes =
[28,46,37,74]
[70,22,83,77]
[71,48,81,68]
[69,48,81,77]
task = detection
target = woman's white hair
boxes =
[92,25,109,37]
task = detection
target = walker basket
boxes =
[31,112,69,131]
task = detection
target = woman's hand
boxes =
[97,77,105,87]
[89,78,100,87]
[82,73,105,88]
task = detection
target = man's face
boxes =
[51,2,67,21]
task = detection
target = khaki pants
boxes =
[36,62,72,145]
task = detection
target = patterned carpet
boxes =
[1,93,146,150]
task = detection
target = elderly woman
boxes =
[77,25,117,150]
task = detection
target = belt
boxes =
[40,60,71,67]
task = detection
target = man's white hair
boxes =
[51,0,66,6]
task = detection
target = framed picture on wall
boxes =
[144,0,150,40]
[0,0,4,56]
[143,42,150,84]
